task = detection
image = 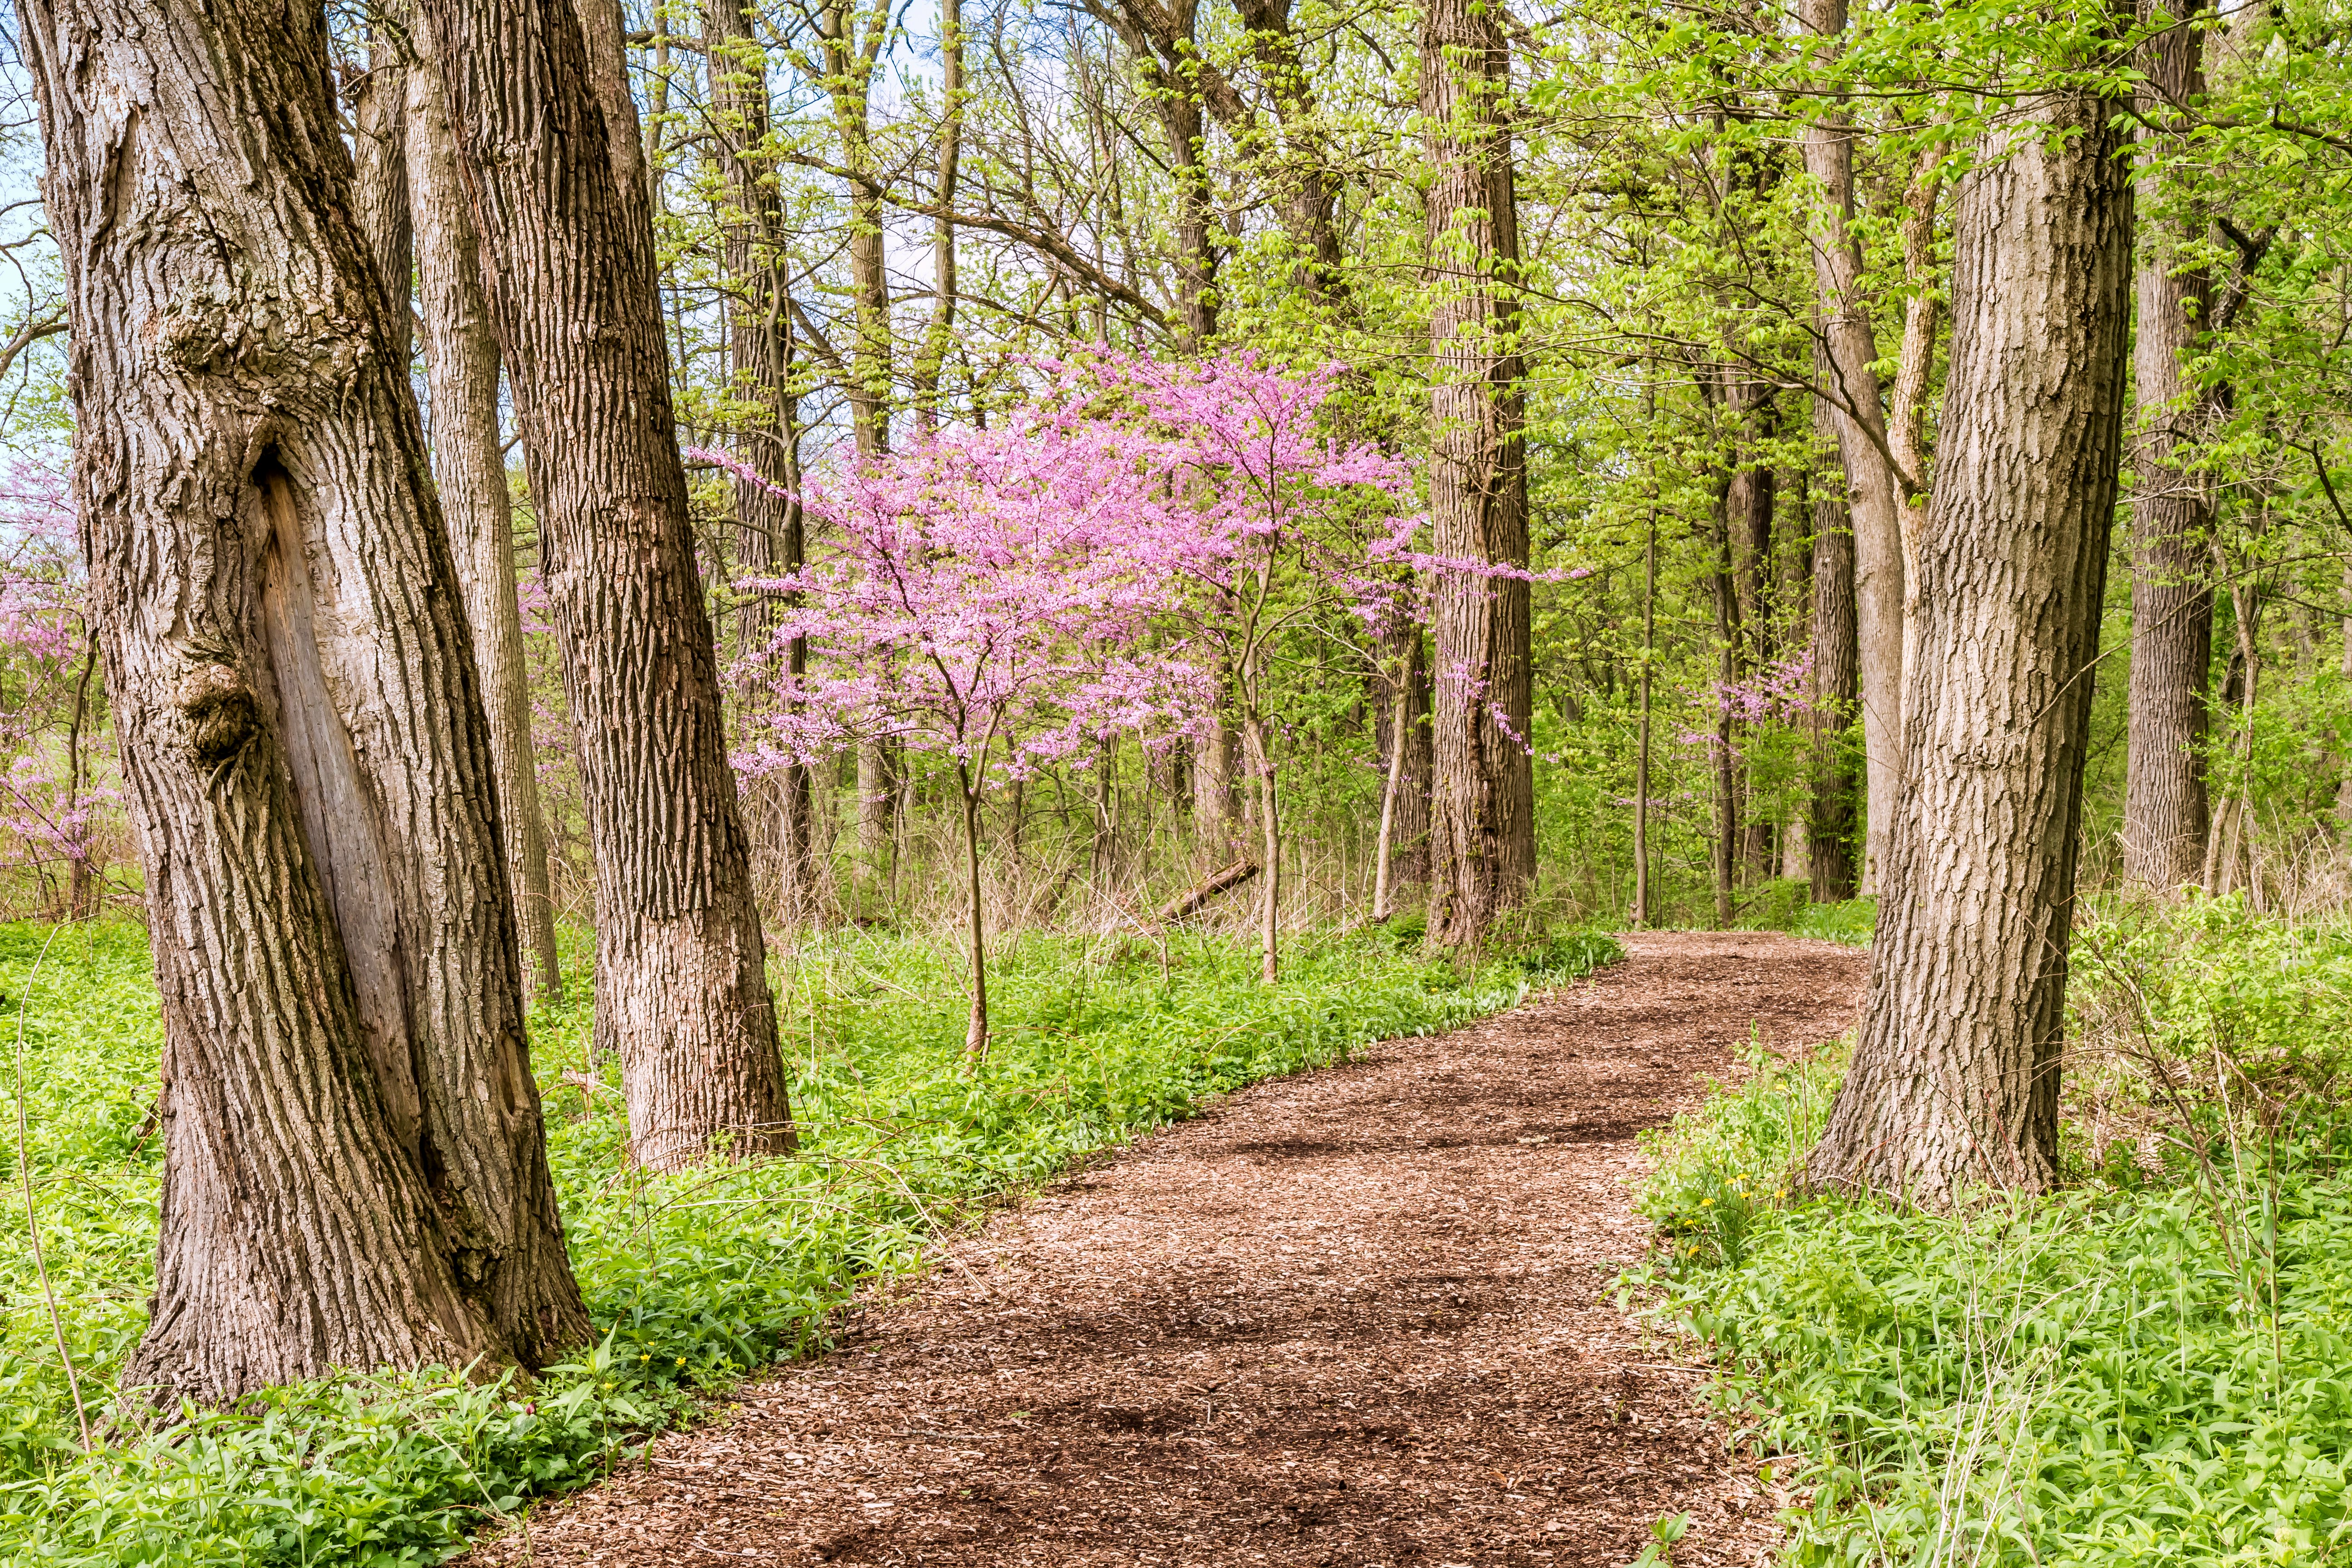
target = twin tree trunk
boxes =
[22,0,587,1403]
[1808,87,2132,1203]
[420,0,794,1169]
[2122,8,2216,891]
[1420,0,1535,946]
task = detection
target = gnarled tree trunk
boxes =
[2122,6,2215,891]
[1420,0,1535,946]
[420,0,794,1168]
[407,18,567,1000]
[1808,86,2132,1203]
[23,0,587,1404]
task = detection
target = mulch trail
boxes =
[472,931,1864,1568]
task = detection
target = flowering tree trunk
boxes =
[406,20,568,1000]
[22,0,587,1402]
[420,0,794,1168]
[2122,8,2215,891]
[1420,0,1535,947]
[1808,86,2132,1203]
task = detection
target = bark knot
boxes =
[178,662,256,764]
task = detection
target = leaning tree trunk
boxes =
[1807,85,2133,1204]
[1420,0,1535,947]
[420,0,794,1169]
[407,18,567,1001]
[21,0,587,1404]
[2121,5,2215,891]
[1798,0,1910,897]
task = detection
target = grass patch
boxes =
[0,918,1617,1565]
[1632,898,2352,1567]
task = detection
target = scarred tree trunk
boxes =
[22,0,587,1402]
[1798,0,1910,898]
[407,20,567,1001]
[1421,0,1535,947]
[2122,6,2215,890]
[421,0,794,1168]
[1808,85,2132,1203]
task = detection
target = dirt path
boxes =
[474,932,1864,1567]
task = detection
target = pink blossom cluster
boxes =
[695,351,1441,790]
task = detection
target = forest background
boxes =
[0,0,2349,1562]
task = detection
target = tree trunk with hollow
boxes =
[420,0,794,1168]
[1808,88,2132,1203]
[22,0,588,1403]
[2121,7,2215,891]
[1420,0,1534,947]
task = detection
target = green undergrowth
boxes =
[0,917,1618,1566]
[1632,897,2352,1566]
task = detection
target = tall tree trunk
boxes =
[1797,0,1911,897]
[2121,6,2215,891]
[573,0,653,239]
[421,0,795,1169]
[407,18,567,1001]
[1808,418,1862,902]
[1729,379,1777,884]
[1371,617,1432,889]
[1633,506,1657,927]
[1808,84,2132,1203]
[706,0,813,920]
[914,0,965,414]
[1125,0,1220,346]
[24,0,588,1403]
[1710,473,1740,928]
[1193,638,1240,851]
[824,0,892,456]
[1420,0,1535,947]
[349,20,413,334]
[1230,0,1346,303]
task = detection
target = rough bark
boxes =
[1420,0,1535,947]
[349,22,413,334]
[1808,437,1862,902]
[1797,0,1910,897]
[420,0,795,1168]
[1808,88,2132,1203]
[2121,5,2215,890]
[573,0,654,243]
[23,0,587,1402]
[705,0,814,918]
[407,19,567,1000]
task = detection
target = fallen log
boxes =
[1155,858,1261,924]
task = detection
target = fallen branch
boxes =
[1155,858,1260,924]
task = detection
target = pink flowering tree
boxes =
[0,452,109,917]
[694,413,1205,1064]
[1063,353,1421,985]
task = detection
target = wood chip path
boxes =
[470,931,1865,1567]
